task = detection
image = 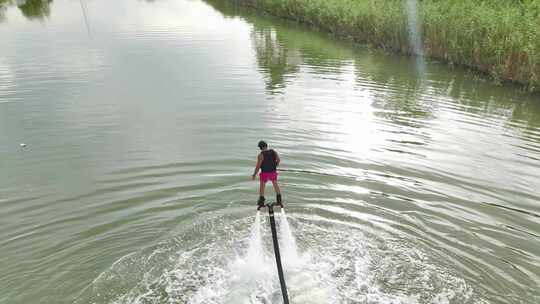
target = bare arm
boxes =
[252,153,263,180]
[274,150,280,167]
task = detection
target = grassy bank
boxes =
[220,0,540,91]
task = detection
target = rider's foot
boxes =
[257,196,265,210]
[276,194,283,208]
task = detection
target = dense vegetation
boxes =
[223,0,540,91]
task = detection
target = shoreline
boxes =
[217,0,540,93]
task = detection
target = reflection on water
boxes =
[0,0,52,21]
[0,0,10,22]
[18,0,52,20]
[252,27,301,93]
[207,0,540,131]
[0,2,6,21]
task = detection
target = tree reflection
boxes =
[0,0,11,22]
[251,27,300,93]
[18,0,52,20]
[205,0,356,94]
[351,52,434,126]
[432,68,540,130]
[205,0,299,93]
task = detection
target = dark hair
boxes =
[258,140,267,150]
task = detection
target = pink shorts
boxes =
[260,171,278,184]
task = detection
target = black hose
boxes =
[267,204,290,304]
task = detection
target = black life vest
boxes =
[260,149,277,173]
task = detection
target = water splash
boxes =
[246,211,264,265]
[195,211,277,304]
[277,209,337,303]
[279,209,299,264]
[405,0,426,79]
[76,213,488,304]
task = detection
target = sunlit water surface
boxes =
[1,0,539,303]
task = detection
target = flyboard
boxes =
[259,202,290,304]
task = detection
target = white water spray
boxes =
[279,209,300,264]
[246,211,264,265]
[78,211,481,304]
[228,212,272,301]
[277,209,337,303]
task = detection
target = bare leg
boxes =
[271,180,281,194]
[257,180,266,209]
[259,180,265,197]
[272,180,283,207]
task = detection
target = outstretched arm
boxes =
[252,153,263,180]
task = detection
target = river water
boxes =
[1,0,539,303]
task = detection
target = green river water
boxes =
[1,0,539,303]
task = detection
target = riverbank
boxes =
[218,0,540,92]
